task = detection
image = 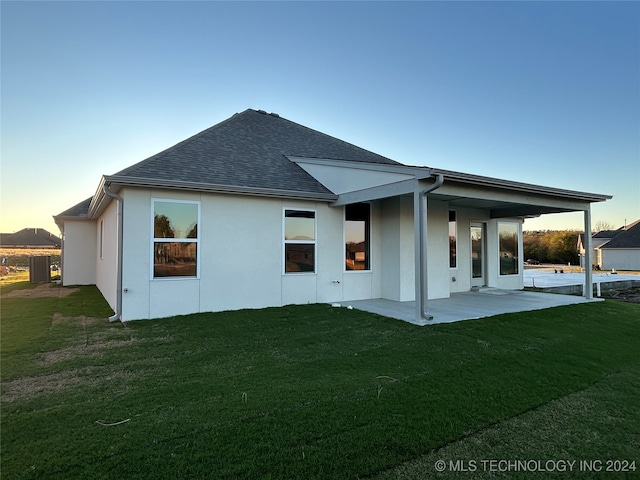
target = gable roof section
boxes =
[600,219,640,249]
[109,109,399,197]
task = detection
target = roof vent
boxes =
[270,112,280,117]
[257,109,267,114]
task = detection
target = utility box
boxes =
[29,255,51,283]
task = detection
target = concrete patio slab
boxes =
[524,268,639,288]
[345,289,601,325]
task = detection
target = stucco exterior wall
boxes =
[95,199,118,311]
[108,187,526,321]
[380,196,416,301]
[425,199,450,299]
[61,220,97,286]
[600,249,640,271]
[119,189,389,320]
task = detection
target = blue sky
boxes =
[2,1,638,234]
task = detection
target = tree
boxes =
[186,223,198,239]
[523,230,579,264]
[154,214,175,238]
[594,220,613,233]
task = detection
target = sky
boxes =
[1,1,639,235]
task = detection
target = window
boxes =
[449,210,457,268]
[499,222,519,275]
[284,209,315,273]
[152,200,199,278]
[345,203,370,271]
[99,220,104,260]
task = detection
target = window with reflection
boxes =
[284,209,315,273]
[499,222,519,275]
[449,210,457,268]
[345,203,370,271]
[153,200,199,278]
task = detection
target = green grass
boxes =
[1,282,639,479]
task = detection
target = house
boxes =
[0,228,61,248]
[54,109,611,323]
[577,229,619,269]
[578,220,640,270]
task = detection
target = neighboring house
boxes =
[54,109,611,323]
[577,229,621,268]
[591,220,640,270]
[0,228,61,248]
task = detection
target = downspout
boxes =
[102,183,123,322]
[416,174,444,322]
[583,205,593,300]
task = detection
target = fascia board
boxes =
[433,168,612,203]
[103,175,338,202]
[331,178,420,206]
[288,156,434,179]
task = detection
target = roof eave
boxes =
[432,168,612,203]
[104,175,338,202]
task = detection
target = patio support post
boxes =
[583,206,593,299]
[414,174,444,323]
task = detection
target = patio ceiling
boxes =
[430,193,581,218]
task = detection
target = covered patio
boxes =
[344,288,601,325]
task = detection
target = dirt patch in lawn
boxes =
[51,313,104,327]
[1,369,137,403]
[1,370,86,403]
[38,337,139,366]
[2,283,79,298]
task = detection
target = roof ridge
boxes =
[265,110,401,165]
[115,109,253,177]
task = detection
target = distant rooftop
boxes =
[0,228,61,248]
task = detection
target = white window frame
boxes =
[343,202,372,273]
[151,198,201,280]
[498,221,520,277]
[283,207,317,275]
[99,219,104,260]
[449,210,457,269]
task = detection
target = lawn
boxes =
[1,282,639,479]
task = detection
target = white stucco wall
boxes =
[119,189,386,320]
[61,220,97,286]
[425,199,450,299]
[380,196,416,301]
[600,249,640,271]
[95,200,118,311]
[113,187,525,321]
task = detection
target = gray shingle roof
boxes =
[113,109,400,196]
[600,219,640,249]
[0,228,61,247]
[55,197,92,218]
[593,229,621,239]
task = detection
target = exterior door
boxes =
[470,223,485,287]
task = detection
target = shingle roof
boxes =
[600,219,640,249]
[55,197,92,218]
[593,229,621,239]
[113,109,400,196]
[0,228,61,247]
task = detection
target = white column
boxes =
[413,190,423,322]
[413,187,432,323]
[584,206,593,299]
